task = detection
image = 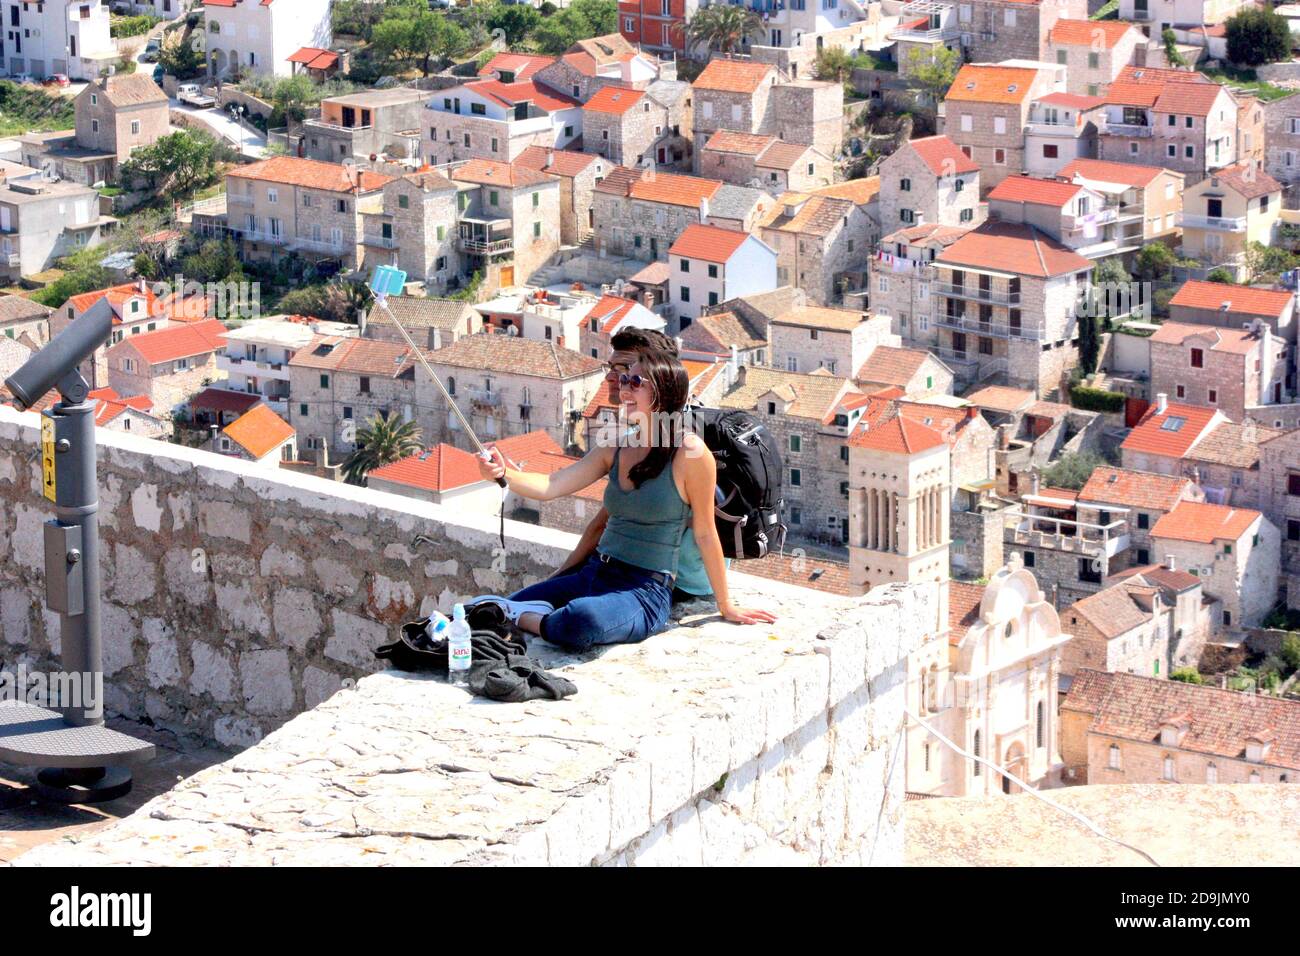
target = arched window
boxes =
[1035,701,1045,748]
[1206,763,1218,784]
[1108,744,1121,770]
[926,664,938,712]
[973,730,982,776]
[918,669,928,714]
[447,376,455,396]
[209,20,220,32]
[1162,755,1175,781]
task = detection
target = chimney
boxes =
[1030,471,1040,495]
[966,404,980,421]
[1155,392,1167,414]
[1165,555,1175,571]
[99,72,110,90]
[547,150,555,168]
[321,436,330,468]
[358,309,367,337]
[730,343,739,373]
[699,196,710,223]
[998,422,1012,450]
[137,278,147,294]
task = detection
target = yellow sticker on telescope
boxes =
[40,416,55,502]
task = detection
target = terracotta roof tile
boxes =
[289,336,423,377]
[451,157,556,189]
[627,171,721,207]
[677,309,766,354]
[222,404,295,459]
[1067,582,1154,640]
[811,176,879,205]
[669,223,751,263]
[948,581,986,642]
[1168,280,1293,318]
[855,345,932,387]
[191,387,262,415]
[369,444,484,493]
[704,129,775,156]
[584,85,645,115]
[1154,80,1227,116]
[771,305,864,332]
[111,319,226,365]
[988,174,1085,208]
[469,78,580,113]
[1150,321,1266,354]
[592,164,642,196]
[760,192,853,237]
[1049,18,1137,48]
[964,385,1035,413]
[945,64,1039,104]
[1151,501,1260,544]
[937,221,1090,278]
[287,47,339,71]
[1034,92,1105,110]
[1058,158,1169,187]
[93,72,168,108]
[1185,421,1281,469]
[1121,400,1221,458]
[514,146,599,177]
[489,429,565,463]
[1106,564,1203,593]
[721,366,856,421]
[227,156,392,193]
[694,58,774,94]
[906,135,979,176]
[1079,467,1196,512]
[756,140,813,170]
[428,332,605,379]
[477,52,556,80]
[732,552,865,596]
[1210,162,1282,200]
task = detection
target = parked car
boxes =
[177,83,216,108]
[152,64,165,86]
[42,73,70,88]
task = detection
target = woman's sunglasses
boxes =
[618,373,649,389]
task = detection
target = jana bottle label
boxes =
[450,646,471,666]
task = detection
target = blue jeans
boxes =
[510,555,673,653]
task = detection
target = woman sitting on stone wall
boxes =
[474,347,775,652]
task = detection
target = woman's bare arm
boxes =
[479,444,612,502]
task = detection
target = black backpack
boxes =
[684,406,786,559]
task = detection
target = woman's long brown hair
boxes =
[626,347,690,489]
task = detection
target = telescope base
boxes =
[34,766,133,804]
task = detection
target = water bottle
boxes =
[448,603,471,686]
[426,610,450,640]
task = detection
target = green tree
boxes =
[1281,632,1300,672]
[120,131,217,197]
[1242,240,1299,283]
[1206,266,1237,284]
[271,74,317,125]
[179,237,245,285]
[1041,450,1108,491]
[907,44,960,114]
[815,47,854,83]
[372,9,468,75]
[1136,241,1175,280]
[1225,7,1292,66]
[681,3,762,56]
[1092,256,1129,328]
[159,27,206,80]
[343,412,424,485]
[1077,309,1101,373]
[1161,28,1187,67]
[533,0,618,54]
[1170,667,1205,685]
[488,4,542,44]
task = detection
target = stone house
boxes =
[1179,164,1282,280]
[51,280,168,390]
[698,131,832,194]
[1057,158,1185,247]
[1148,321,1289,422]
[855,344,954,400]
[203,0,333,79]
[1104,562,1214,669]
[0,295,52,348]
[53,73,169,183]
[941,62,1063,194]
[581,81,692,171]
[514,147,607,246]
[422,79,582,167]
[768,307,888,378]
[294,88,429,165]
[1262,92,1300,187]
[1023,92,1106,178]
[224,156,393,271]
[667,224,778,321]
[105,319,228,417]
[1098,66,1239,184]
[1237,92,1265,171]
[720,365,862,546]
[287,336,425,460]
[877,134,980,235]
[1077,466,1204,567]
[367,170,460,292]
[1061,669,1300,787]
[417,333,607,453]
[959,0,1088,64]
[475,52,556,85]
[931,220,1092,395]
[868,222,970,350]
[575,293,666,360]
[1118,396,1226,475]
[533,34,663,104]
[86,386,169,440]
[1167,279,1295,343]
[0,178,112,283]
[362,297,483,350]
[212,403,297,467]
[986,174,1131,262]
[449,158,562,290]
[676,308,769,366]
[1061,580,1175,680]
[758,191,874,306]
[1045,19,1145,98]
[1257,429,1300,608]
[1116,0,1256,31]
[1151,500,1281,629]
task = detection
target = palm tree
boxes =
[342,412,424,486]
[683,4,764,56]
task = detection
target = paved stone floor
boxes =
[0,720,228,863]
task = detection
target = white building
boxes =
[3,0,119,81]
[667,224,778,321]
[203,0,332,79]
[215,315,356,415]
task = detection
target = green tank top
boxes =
[599,447,690,577]
[674,528,713,596]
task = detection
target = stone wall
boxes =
[0,403,568,749]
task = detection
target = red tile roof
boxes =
[491,429,565,464]
[1049,18,1136,47]
[705,129,776,156]
[470,78,580,113]
[1150,321,1266,355]
[477,52,556,81]
[668,223,751,263]
[1067,582,1155,640]
[113,319,227,365]
[369,444,485,493]
[451,157,556,189]
[988,174,1085,208]
[1064,668,1300,770]
[848,402,946,453]
[1034,92,1105,110]
[223,404,295,459]
[628,171,721,208]
[694,58,774,94]
[584,85,645,115]
[287,47,339,71]
[855,345,933,386]
[1212,162,1282,200]
[1121,400,1221,458]
[1106,564,1203,593]
[68,281,155,318]
[1058,157,1169,188]
[1152,501,1260,544]
[937,221,1091,278]
[587,294,639,333]
[524,450,607,502]
[946,64,1039,104]
[1168,280,1293,318]
[732,552,865,596]
[1079,467,1196,512]
[514,145,599,177]
[228,156,392,193]
[191,387,263,415]
[964,385,1035,413]
[948,581,986,643]
[906,135,980,176]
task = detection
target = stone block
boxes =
[215,581,271,638]
[111,543,158,604]
[190,641,236,703]
[143,619,181,689]
[240,648,294,716]
[131,483,163,533]
[644,731,694,823]
[313,557,361,597]
[752,740,788,834]
[198,501,251,543]
[607,759,652,853]
[725,689,766,765]
[690,712,731,797]
[819,621,868,704]
[1,587,31,646]
[100,603,138,676]
[665,804,703,867]
[260,544,306,578]
[325,609,387,670]
[628,820,670,868]
[790,654,830,729]
[213,714,263,750]
[302,666,344,710]
[12,503,44,570]
[366,573,415,623]
[273,588,322,654]
[761,671,797,753]
[545,789,611,866]
[829,685,871,769]
[717,755,758,817]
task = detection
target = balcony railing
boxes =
[934,282,1021,306]
[892,23,960,40]
[1026,120,1078,136]
[303,117,373,133]
[226,193,254,206]
[1177,213,1247,232]
[363,234,397,248]
[466,387,502,406]
[1064,207,1118,230]
[2,252,18,267]
[934,314,1044,340]
[932,347,1008,375]
[1106,123,1154,137]
[459,235,513,255]
[289,235,349,254]
[241,229,288,245]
